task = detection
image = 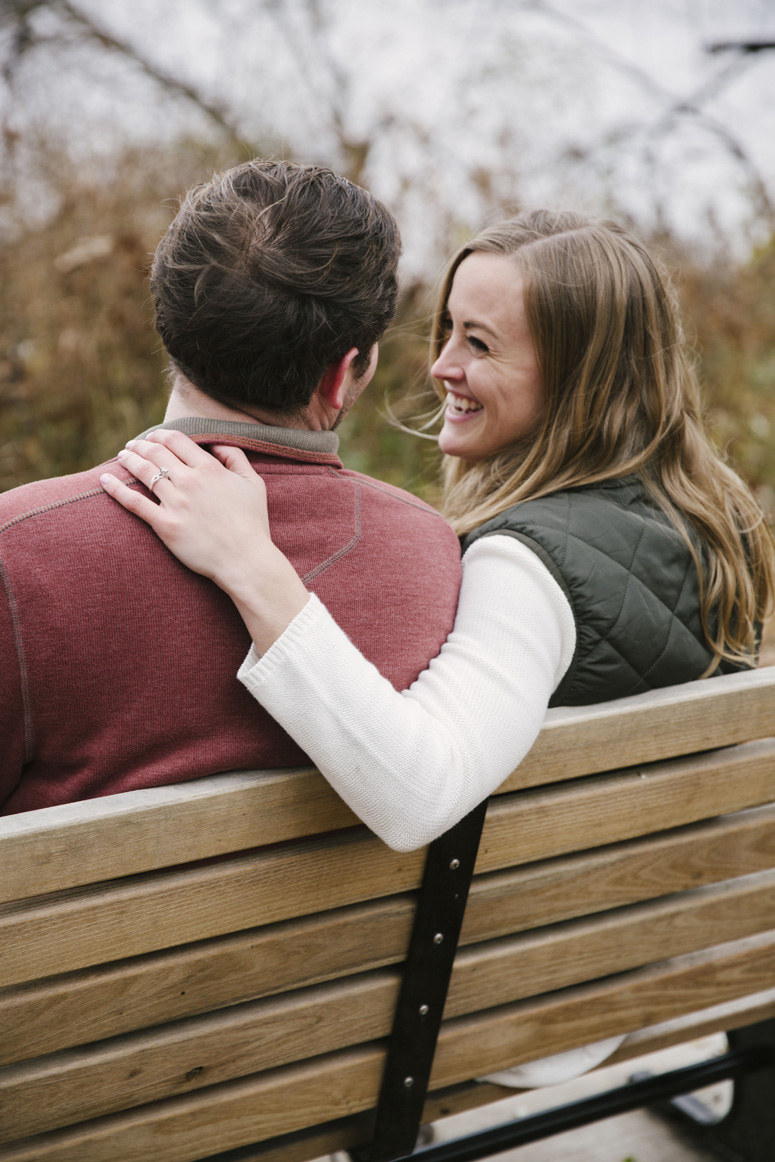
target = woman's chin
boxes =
[440,448,485,466]
[439,428,484,462]
[439,425,472,459]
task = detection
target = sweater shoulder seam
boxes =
[331,469,447,517]
[0,555,33,763]
[302,481,363,583]
[0,487,105,536]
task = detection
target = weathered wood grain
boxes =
[0,768,358,906]
[5,802,775,1067]
[4,871,775,1142]
[608,988,775,1066]
[3,668,772,905]
[432,932,775,1083]
[2,933,775,1162]
[4,740,775,992]
[480,739,775,871]
[464,803,775,942]
[0,831,422,990]
[511,664,775,789]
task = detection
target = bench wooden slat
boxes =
[197,1119,379,1162]
[450,870,775,1016]
[3,669,772,907]
[608,988,775,1064]
[2,932,775,1162]
[484,738,775,869]
[0,833,422,990]
[434,931,775,1084]
[512,665,775,789]
[190,988,775,1162]
[0,972,400,1145]
[5,803,775,1068]
[0,896,412,1070]
[0,1046,386,1162]
[4,739,775,992]
[4,870,775,1142]
[465,803,775,942]
[0,769,359,907]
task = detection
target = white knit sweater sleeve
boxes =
[237,535,576,851]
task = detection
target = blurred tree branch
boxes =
[0,0,773,272]
[0,0,241,138]
[528,0,775,227]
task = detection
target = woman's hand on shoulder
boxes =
[100,429,271,591]
[100,429,310,651]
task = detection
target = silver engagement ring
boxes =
[149,466,170,491]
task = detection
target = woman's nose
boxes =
[431,343,462,383]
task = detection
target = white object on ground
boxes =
[480,1036,628,1089]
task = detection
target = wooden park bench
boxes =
[2,665,775,1162]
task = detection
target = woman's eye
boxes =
[467,335,489,353]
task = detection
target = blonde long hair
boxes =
[433,211,774,668]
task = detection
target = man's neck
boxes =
[164,377,331,431]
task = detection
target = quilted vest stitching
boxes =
[462,478,738,706]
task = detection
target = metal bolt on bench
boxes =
[351,800,489,1162]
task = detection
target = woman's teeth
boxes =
[446,392,483,415]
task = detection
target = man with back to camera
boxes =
[0,159,462,813]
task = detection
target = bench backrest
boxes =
[1,666,775,1162]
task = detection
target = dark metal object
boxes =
[631,1069,724,1127]
[385,1047,772,1162]
[351,799,489,1162]
[707,41,775,54]
[199,1021,775,1162]
[647,1020,775,1162]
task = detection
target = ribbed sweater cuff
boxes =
[237,592,324,690]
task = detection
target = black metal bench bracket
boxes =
[351,799,489,1162]
[388,1046,772,1162]
[646,1019,775,1162]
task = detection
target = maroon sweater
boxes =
[0,419,461,814]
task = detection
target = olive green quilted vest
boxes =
[462,477,748,707]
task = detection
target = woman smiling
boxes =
[103,209,774,1086]
[435,252,544,461]
[103,209,774,849]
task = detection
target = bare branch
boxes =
[54,0,242,139]
[267,0,371,178]
[526,0,775,227]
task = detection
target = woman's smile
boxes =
[444,390,484,418]
[433,251,544,462]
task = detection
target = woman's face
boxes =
[434,252,543,462]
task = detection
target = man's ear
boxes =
[317,348,359,412]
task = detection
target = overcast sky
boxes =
[3,0,774,269]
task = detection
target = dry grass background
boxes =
[1,138,774,524]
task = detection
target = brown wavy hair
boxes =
[152,159,401,413]
[433,210,774,669]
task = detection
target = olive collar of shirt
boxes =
[134,416,341,466]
